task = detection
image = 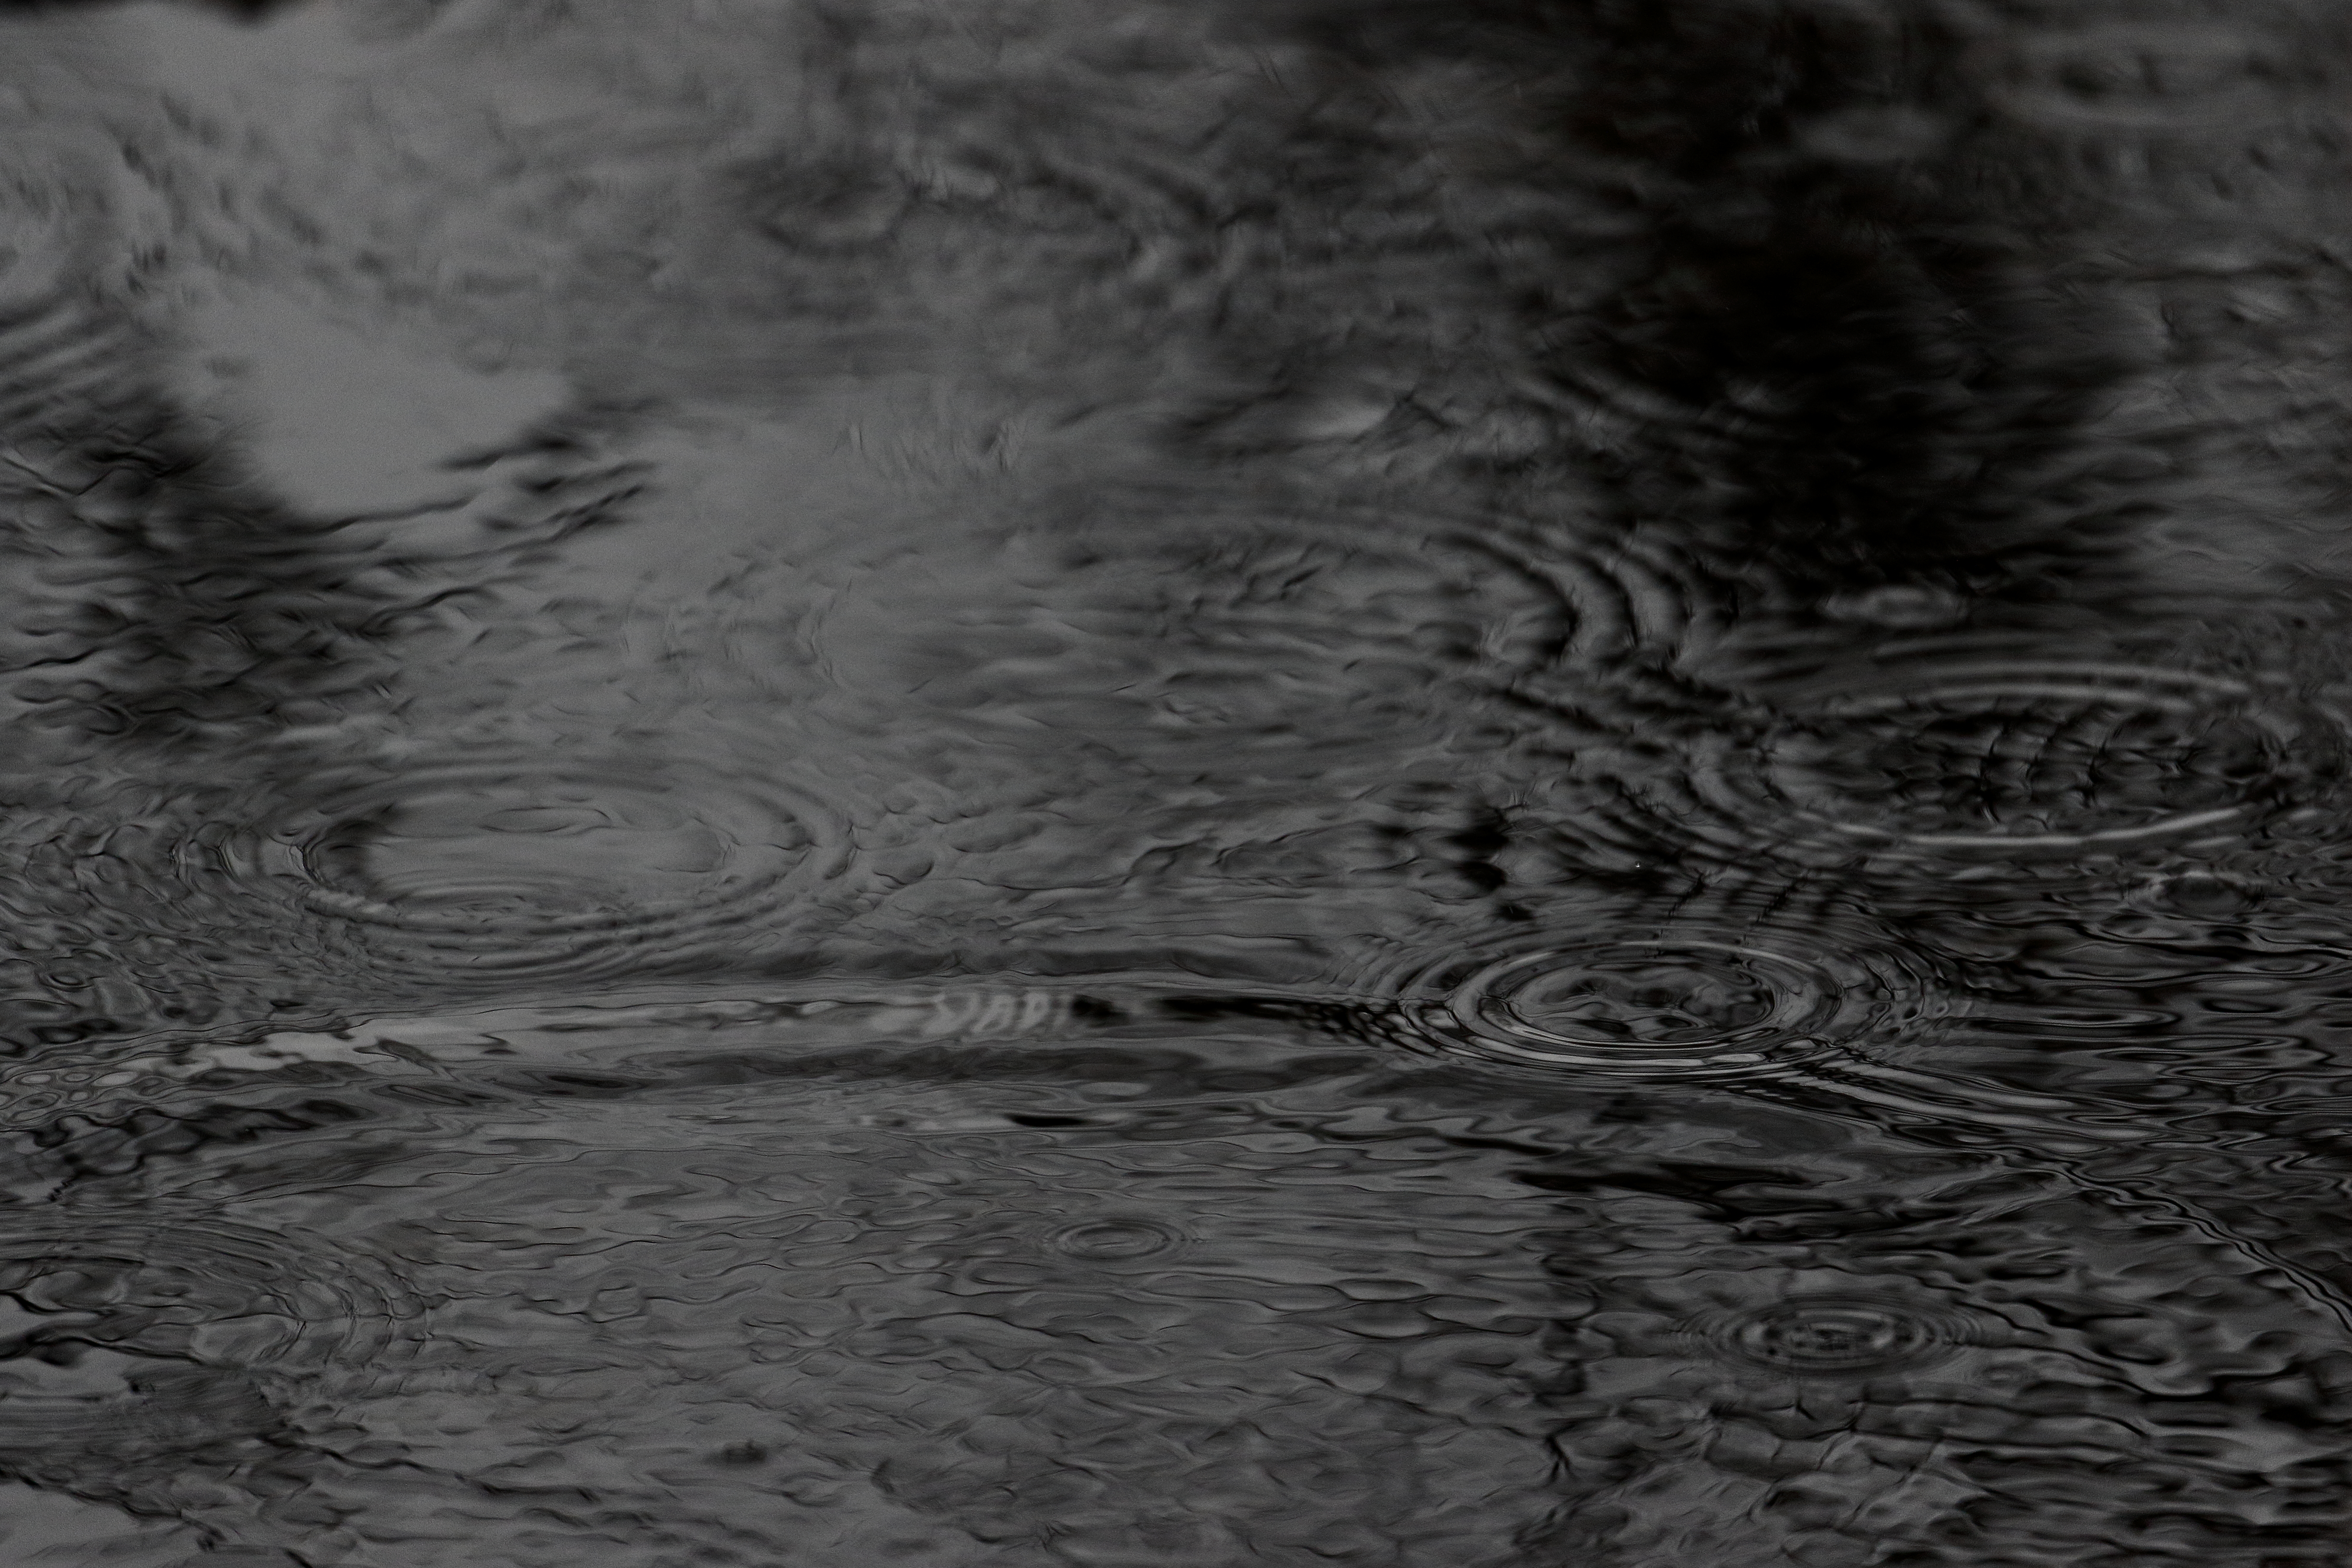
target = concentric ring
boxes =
[1046,1216,1186,1262]
[240,752,849,977]
[1373,921,1936,1083]
[1045,482,1727,743]
[0,1213,418,1455]
[1684,1292,1979,1378]
[1676,660,2334,869]
[1564,1263,2005,1383]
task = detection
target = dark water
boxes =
[3,1,2352,1563]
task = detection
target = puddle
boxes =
[3,0,2352,1563]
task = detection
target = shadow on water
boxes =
[5,0,2352,1563]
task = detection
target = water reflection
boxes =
[5,995,2337,1563]
[14,1003,1576,1563]
[5,0,2352,1562]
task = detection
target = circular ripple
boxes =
[1051,485,1727,747]
[0,1214,415,1456]
[1047,1217,1184,1261]
[1684,661,2333,868]
[1568,1264,2010,1389]
[1688,1294,1973,1378]
[249,754,847,974]
[797,493,1657,793]
[1377,923,1932,1082]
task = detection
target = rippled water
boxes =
[6,1,2352,1563]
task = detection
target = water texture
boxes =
[3,0,2352,1563]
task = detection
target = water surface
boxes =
[3,1,2352,1563]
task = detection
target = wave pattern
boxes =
[1,0,2351,1564]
